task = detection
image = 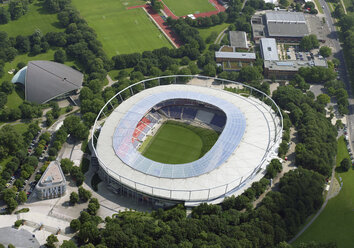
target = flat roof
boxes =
[265,59,328,71]
[260,38,279,61]
[96,84,280,202]
[25,61,83,104]
[266,11,306,23]
[265,11,309,37]
[229,31,248,48]
[267,22,309,37]
[215,51,256,60]
[37,161,66,187]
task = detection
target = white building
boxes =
[35,161,66,200]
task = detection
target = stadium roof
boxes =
[12,61,83,104]
[229,31,248,49]
[112,91,246,179]
[215,52,256,60]
[96,84,281,202]
[260,38,279,61]
[265,11,309,37]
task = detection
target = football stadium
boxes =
[92,76,283,207]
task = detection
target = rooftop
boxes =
[265,11,309,38]
[229,31,248,49]
[266,11,306,23]
[215,51,256,60]
[264,59,328,71]
[96,84,281,202]
[260,38,279,61]
[37,161,66,187]
[12,60,84,104]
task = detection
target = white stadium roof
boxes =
[95,83,281,203]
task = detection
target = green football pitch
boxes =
[163,0,215,16]
[140,121,219,164]
[71,0,173,57]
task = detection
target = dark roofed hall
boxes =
[12,60,83,104]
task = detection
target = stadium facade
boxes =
[92,76,282,207]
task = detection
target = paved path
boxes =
[214,27,228,44]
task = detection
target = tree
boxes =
[63,115,89,140]
[151,0,163,13]
[279,0,289,7]
[46,234,58,248]
[0,7,10,24]
[60,240,78,248]
[70,192,79,205]
[17,190,27,204]
[316,94,330,105]
[70,219,81,232]
[8,0,28,20]
[300,35,319,51]
[319,46,332,57]
[78,221,100,244]
[239,66,262,82]
[340,158,351,171]
[61,158,74,174]
[0,92,7,109]
[1,81,14,94]
[78,187,92,202]
[54,49,66,63]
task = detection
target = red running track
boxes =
[127,0,227,47]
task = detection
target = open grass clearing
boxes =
[141,121,219,164]
[71,0,172,57]
[197,23,229,42]
[294,136,354,248]
[162,0,215,16]
[0,0,64,37]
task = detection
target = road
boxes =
[319,0,354,152]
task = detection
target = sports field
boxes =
[0,0,64,37]
[163,0,215,16]
[71,0,173,57]
[141,121,219,164]
[294,136,354,247]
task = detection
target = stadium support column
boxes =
[158,78,160,86]
[130,87,134,96]
[224,184,228,195]
[119,94,123,102]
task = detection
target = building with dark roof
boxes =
[229,31,248,49]
[252,11,310,43]
[11,61,83,104]
[265,11,309,42]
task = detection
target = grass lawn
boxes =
[342,0,353,12]
[71,0,172,57]
[294,136,354,248]
[197,23,229,42]
[314,0,324,14]
[163,0,215,16]
[11,123,29,136]
[141,121,219,164]
[0,156,13,174]
[0,0,64,37]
